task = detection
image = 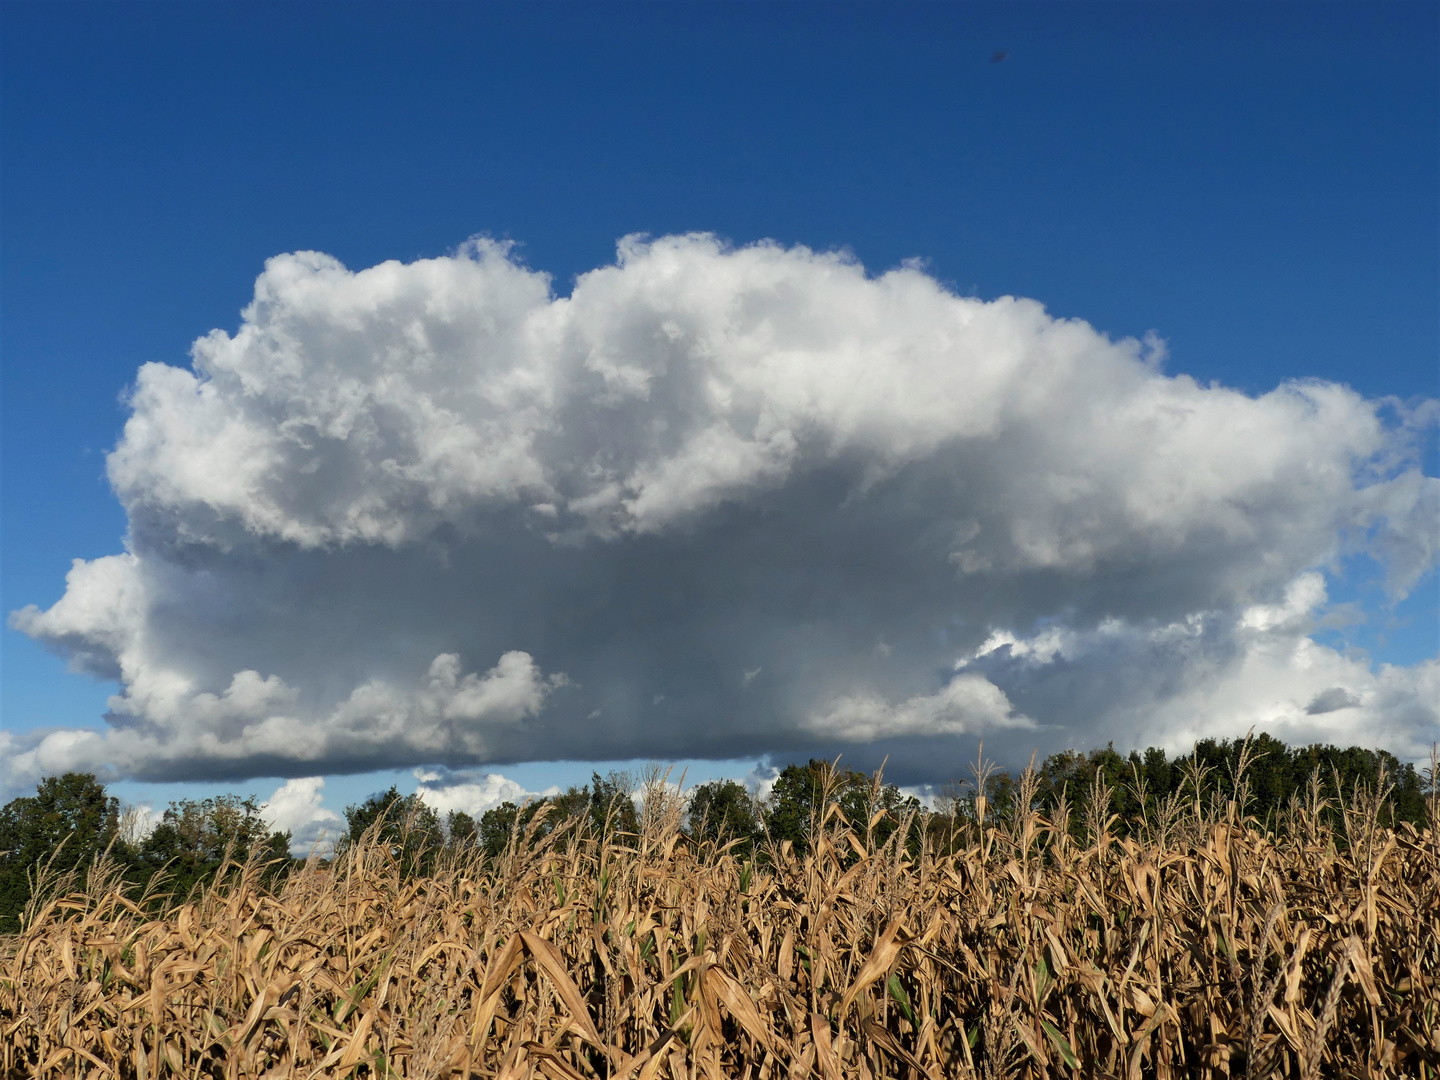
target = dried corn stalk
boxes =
[2,770,1436,1079]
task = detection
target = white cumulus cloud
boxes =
[956,572,1439,766]
[261,776,343,857]
[411,767,556,820]
[805,672,1033,742]
[5,233,1436,792]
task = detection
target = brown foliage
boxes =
[2,762,1437,1079]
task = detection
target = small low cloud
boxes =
[261,777,343,857]
[746,763,781,803]
[804,672,1033,742]
[1306,687,1363,716]
[117,802,161,846]
[411,768,556,820]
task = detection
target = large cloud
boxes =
[7,234,1437,790]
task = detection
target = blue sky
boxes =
[3,2,1435,840]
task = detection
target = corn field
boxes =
[3,758,1437,1079]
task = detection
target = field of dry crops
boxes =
[3,765,1437,1079]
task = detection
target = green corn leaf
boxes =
[887,973,917,1026]
[670,974,686,1026]
[1035,955,1052,999]
[335,946,395,1023]
[1041,1019,1079,1069]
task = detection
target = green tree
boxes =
[586,771,639,839]
[340,787,442,875]
[1033,737,1429,839]
[687,780,760,851]
[546,786,591,828]
[0,773,122,933]
[763,760,915,856]
[764,760,839,853]
[446,810,477,851]
[1390,757,1426,827]
[477,799,549,860]
[136,795,290,902]
[478,801,521,859]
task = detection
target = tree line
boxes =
[1,733,1430,933]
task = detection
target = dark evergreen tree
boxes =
[0,773,122,933]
